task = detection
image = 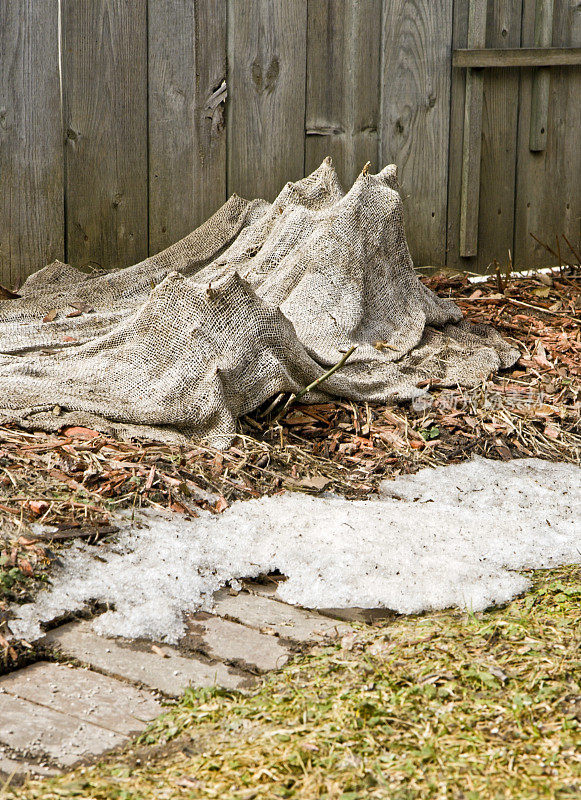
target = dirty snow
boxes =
[9,457,580,643]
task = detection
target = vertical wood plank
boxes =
[529,0,554,151]
[62,0,148,269]
[447,0,523,272]
[0,0,63,288]
[459,0,487,258]
[515,0,581,266]
[148,0,227,254]
[380,0,454,267]
[227,0,308,201]
[305,0,381,189]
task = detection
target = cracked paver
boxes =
[0,692,124,767]
[0,661,161,735]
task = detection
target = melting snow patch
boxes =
[9,457,580,643]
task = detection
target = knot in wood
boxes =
[251,57,280,94]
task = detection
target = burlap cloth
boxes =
[0,160,518,447]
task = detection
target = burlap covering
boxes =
[0,159,518,447]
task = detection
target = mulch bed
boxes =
[1,265,579,664]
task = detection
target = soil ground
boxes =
[0,265,579,798]
[2,267,579,636]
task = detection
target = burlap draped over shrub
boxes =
[0,159,518,447]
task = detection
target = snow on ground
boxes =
[9,457,580,643]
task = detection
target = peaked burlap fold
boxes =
[0,159,518,446]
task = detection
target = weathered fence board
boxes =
[458,0,487,259]
[305,0,381,189]
[529,0,555,152]
[227,0,308,201]
[515,0,581,267]
[453,45,581,67]
[148,0,227,254]
[447,0,523,271]
[380,0,454,267]
[1,0,579,283]
[62,0,148,269]
[0,0,63,288]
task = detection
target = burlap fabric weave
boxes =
[0,159,519,447]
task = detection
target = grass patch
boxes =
[12,565,580,799]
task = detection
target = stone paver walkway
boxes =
[0,582,355,782]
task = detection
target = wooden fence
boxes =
[1,0,580,287]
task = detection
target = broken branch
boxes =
[275,346,357,422]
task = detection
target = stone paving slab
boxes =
[244,581,395,624]
[212,589,351,642]
[0,753,59,780]
[0,661,161,736]
[186,613,292,672]
[0,692,124,767]
[317,607,398,624]
[42,621,254,696]
[0,587,360,778]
